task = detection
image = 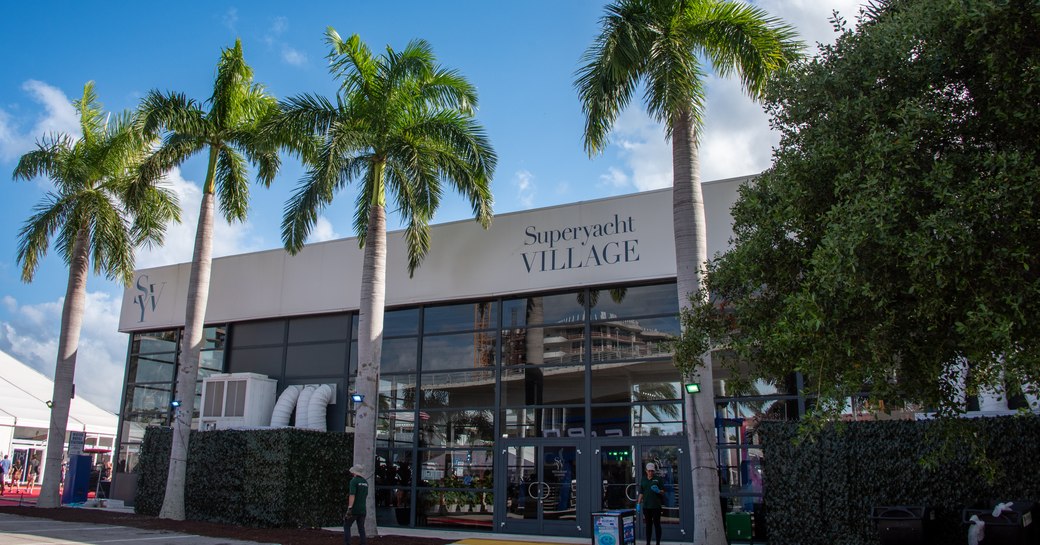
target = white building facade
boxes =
[115,177,788,540]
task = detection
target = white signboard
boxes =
[67,431,85,456]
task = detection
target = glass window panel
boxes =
[199,349,224,372]
[379,375,417,410]
[132,330,178,354]
[420,370,495,409]
[381,337,418,373]
[198,367,221,381]
[502,324,585,366]
[423,302,497,334]
[231,319,285,347]
[117,443,140,474]
[422,333,496,372]
[124,383,172,415]
[500,366,585,407]
[350,340,357,374]
[288,313,351,343]
[127,353,176,383]
[589,405,634,437]
[716,399,798,424]
[589,316,678,361]
[589,283,678,319]
[285,343,347,376]
[375,449,415,487]
[589,360,681,404]
[417,410,495,448]
[632,403,683,436]
[418,449,495,488]
[640,444,683,525]
[383,308,419,337]
[502,291,584,328]
[499,407,586,438]
[351,314,358,340]
[718,447,764,496]
[227,346,283,377]
[378,411,416,447]
[203,326,226,350]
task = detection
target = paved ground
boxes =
[0,513,273,545]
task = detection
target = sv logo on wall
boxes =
[133,274,166,323]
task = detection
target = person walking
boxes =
[637,462,664,545]
[0,455,10,495]
[344,464,369,545]
[27,456,40,494]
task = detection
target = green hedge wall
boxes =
[760,416,1040,545]
[136,427,353,528]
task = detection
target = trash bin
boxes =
[870,506,932,545]
[963,502,1036,545]
[591,509,636,545]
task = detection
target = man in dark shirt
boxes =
[637,462,664,545]
[345,464,369,545]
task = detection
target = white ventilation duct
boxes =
[270,385,302,427]
[306,384,334,431]
[295,385,316,428]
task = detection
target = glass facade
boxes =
[116,280,806,540]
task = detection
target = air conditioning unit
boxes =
[200,373,277,430]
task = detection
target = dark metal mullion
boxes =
[409,307,424,527]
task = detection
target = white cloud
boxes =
[134,166,267,269]
[0,291,127,412]
[595,2,867,187]
[0,80,80,162]
[281,47,307,66]
[222,7,239,31]
[271,16,288,35]
[307,216,340,243]
[515,169,535,207]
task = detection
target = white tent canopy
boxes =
[0,349,117,435]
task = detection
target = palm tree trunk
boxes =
[355,203,386,536]
[672,109,726,545]
[160,151,218,520]
[36,226,91,508]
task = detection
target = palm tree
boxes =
[12,82,179,508]
[139,39,280,520]
[576,1,800,542]
[275,28,496,535]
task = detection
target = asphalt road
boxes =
[0,513,273,545]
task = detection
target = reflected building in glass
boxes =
[112,177,799,541]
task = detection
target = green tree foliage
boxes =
[690,0,1040,419]
[12,82,179,507]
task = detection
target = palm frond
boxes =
[13,135,75,182]
[15,192,74,282]
[210,39,256,129]
[326,28,377,96]
[215,147,249,222]
[139,90,207,138]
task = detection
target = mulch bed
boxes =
[0,506,454,545]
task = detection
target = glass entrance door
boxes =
[500,441,583,536]
[594,440,688,542]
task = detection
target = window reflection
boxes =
[423,302,497,334]
[502,325,584,365]
[590,316,678,361]
[589,360,681,404]
[502,292,583,328]
[418,410,495,448]
[500,366,585,407]
[127,353,176,383]
[420,370,495,409]
[422,333,496,371]
[379,375,416,410]
[381,337,418,373]
[499,407,586,438]
[589,283,678,318]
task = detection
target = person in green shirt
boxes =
[637,462,664,545]
[345,464,368,545]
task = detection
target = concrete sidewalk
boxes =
[0,513,273,545]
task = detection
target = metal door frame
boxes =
[589,436,692,542]
[496,438,587,537]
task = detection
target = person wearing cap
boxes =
[344,464,369,545]
[637,462,664,545]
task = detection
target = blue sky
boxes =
[0,1,862,412]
